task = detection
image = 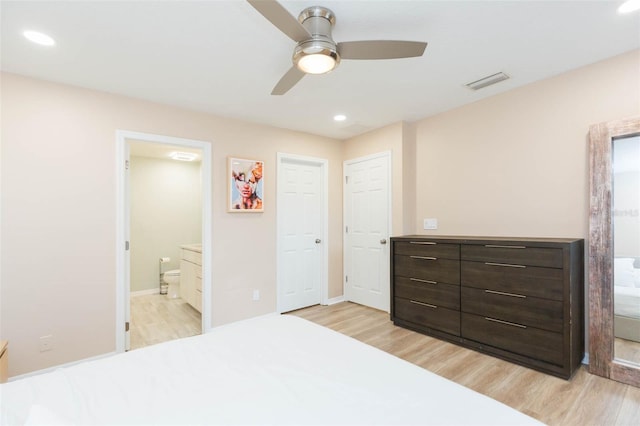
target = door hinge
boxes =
[345,176,349,184]
[345,226,349,233]
[125,160,130,170]
[345,275,348,283]
[125,241,130,251]
[125,322,130,332]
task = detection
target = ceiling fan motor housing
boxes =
[293,6,340,73]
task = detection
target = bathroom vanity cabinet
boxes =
[180,245,202,313]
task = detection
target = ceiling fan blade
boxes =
[271,66,306,95]
[337,40,428,60]
[247,0,311,42]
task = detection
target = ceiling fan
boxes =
[247,0,428,95]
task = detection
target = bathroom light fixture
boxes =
[333,114,347,122]
[23,30,55,46]
[169,151,198,162]
[618,0,640,14]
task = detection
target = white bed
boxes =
[614,257,640,342]
[1,314,541,425]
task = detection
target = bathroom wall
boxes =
[130,155,202,292]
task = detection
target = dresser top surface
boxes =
[392,235,583,246]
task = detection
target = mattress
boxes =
[0,314,542,425]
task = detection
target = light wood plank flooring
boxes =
[289,302,640,426]
[129,293,201,350]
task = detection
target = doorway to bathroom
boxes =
[116,130,212,353]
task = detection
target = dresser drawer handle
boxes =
[410,278,438,285]
[485,262,526,268]
[484,245,527,249]
[411,256,437,261]
[484,317,527,329]
[485,289,526,299]
[410,300,437,309]
[410,241,437,245]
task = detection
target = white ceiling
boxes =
[2,0,639,140]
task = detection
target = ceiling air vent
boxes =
[465,72,510,90]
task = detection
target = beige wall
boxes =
[0,73,343,377]
[413,50,640,239]
[130,156,202,292]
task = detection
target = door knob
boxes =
[315,239,321,244]
[380,239,387,245]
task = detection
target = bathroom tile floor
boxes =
[129,293,201,350]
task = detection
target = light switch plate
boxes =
[423,218,438,230]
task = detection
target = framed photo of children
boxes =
[228,157,264,212]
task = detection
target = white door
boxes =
[277,154,327,313]
[124,144,131,351]
[344,152,391,312]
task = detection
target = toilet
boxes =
[163,269,181,299]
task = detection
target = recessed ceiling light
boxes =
[619,0,640,14]
[333,114,347,122]
[169,151,198,161]
[23,30,55,46]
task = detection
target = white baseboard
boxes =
[326,296,345,305]
[9,351,117,382]
[131,288,160,297]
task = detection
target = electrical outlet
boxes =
[252,289,260,301]
[423,218,438,230]
[39,335,53,352]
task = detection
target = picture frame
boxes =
[228,157,264,212]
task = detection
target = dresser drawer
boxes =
[394,241,459,260]
[395,277,460,311]
[394,255,460,285]
[461,244,563,268]
[461,260,563,300]
[462,313,563,365]
[395,298,460,336]
[461,286,563,332]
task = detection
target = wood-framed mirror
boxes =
[588,116,640,387]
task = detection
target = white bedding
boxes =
[1,314,542,425]
[615,286,640,319]
[614,257,640,321]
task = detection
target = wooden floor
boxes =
[289,302,640,426]
[129,293,201,350]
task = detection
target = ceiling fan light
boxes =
[297,54,336,74]
[293,39,340,75]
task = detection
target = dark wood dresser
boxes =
[390,236,584,379]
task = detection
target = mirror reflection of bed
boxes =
[612,134,640,365]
